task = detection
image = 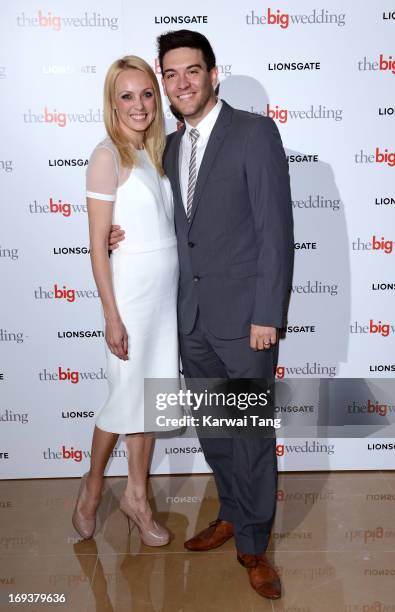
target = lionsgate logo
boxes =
[28,198,87,216]
[42,64,96,75]
[53,246,89,255]
[357,55,395,74]
[34,285,99,302]
[383,11,395,21]
[371,282,395,292]
[350,320,395,337]
[280,324,316,334]
[287,153,318,164]
[252,104,342,123]
[275,362,337,378]
[369,363,395,373]
[275,403,315,414]
[352,236,395,253]
[38,367,107,384]
[375,196,395,207]
[379,106,394,117]
[154,15,208,24]
[57,330,104,340]
[290,280,338,295]
[367,443,395,452]
[0,246,18,260]
[23,108,103,127]
[267,60,320,71]
[49,159,88,167]
[294,242,317,251]
[355,148,395,167]
[61,410,94,419]
[165,446,203,455]
[292,195,341,211]
[245,8,346,28]
[0,160,13,172]
[16,11,119,30]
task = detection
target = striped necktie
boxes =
[186,128,200,222]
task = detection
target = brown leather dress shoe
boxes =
[184,519,234,551]
[237,553,281,600]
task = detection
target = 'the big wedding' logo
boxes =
[28,198,87,216]
[43,446,126,461]
[34,285,99,301]
[355,149,395,167]
[251,104,342,123]
[352,236,395,253]
[38,367,107,383]
[348,399,394,417]
[23,108,103,127]
[152,58,232,78]
[292,195,341,211]
[276,441,336,456]
[245,8,346,28]
[350,320,395,337]
[16,11,119,31]
[358,55,395,74]
[0,246,18,260]
[275,362,337,378]
[0,329,25,344]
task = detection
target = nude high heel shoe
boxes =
[119,494,170,546]
[72,473,101,539]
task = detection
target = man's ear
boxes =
[210,66,219,90]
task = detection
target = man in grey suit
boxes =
[111,30,293,600]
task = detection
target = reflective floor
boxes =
[1,471,395,611]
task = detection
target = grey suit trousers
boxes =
[179,311,278,555]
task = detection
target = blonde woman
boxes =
[72,56,179,545]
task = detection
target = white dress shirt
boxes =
[179,99,223,212]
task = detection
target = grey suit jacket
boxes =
[163,100,294,339]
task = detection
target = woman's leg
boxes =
[124,433,154,517]
[81,426,119,516]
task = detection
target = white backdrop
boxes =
[1,0,395,478]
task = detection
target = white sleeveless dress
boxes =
[86,139,180,434]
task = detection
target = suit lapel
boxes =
[168,126,187,223]
[188,101,233,227]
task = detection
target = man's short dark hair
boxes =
[157,29,216,73]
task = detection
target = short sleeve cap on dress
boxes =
[86,140,119,202]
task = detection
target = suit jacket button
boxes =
[188,241,195,248]
[193,276,200,282]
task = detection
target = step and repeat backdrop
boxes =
[0,0,394,478]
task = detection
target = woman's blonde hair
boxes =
[103,55,166,175]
